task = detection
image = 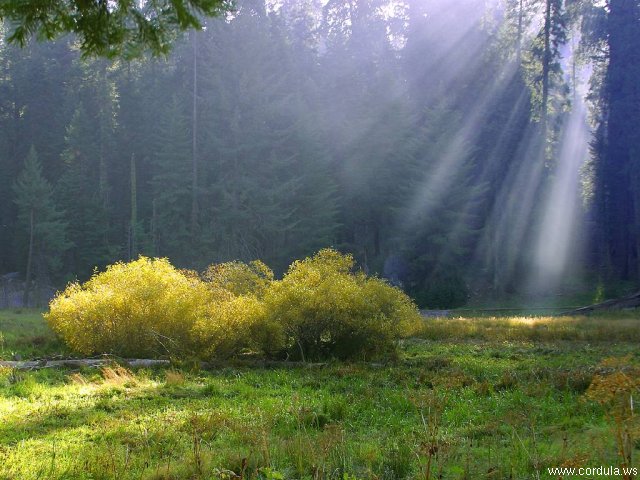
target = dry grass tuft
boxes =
[165,370,185,386]
[67,372,88,385]
[101,365,138,386]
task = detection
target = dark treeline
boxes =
[0,0,638,307]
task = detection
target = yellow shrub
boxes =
[262,249,421,360]
[192,294,284,359]
[202,260,273,297]
[193,260,282,358]
[46,251,419,362]
[45,257,213,357]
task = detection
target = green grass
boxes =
[1,309,639,479]
[0,309,66,360]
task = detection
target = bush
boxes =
[192,294,284,359]
[262,249,421,361]
[202,260,273,297]
[194,260,283,359]
[47,250,421,361]
[45,257,213,357]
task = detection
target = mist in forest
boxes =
[1,0,639,308]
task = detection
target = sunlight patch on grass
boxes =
[416,314,640,342]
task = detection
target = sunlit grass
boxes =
[414,313,640,342]
[1,309,639,478]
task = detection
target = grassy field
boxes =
[1,309,639,479]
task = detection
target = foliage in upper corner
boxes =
[0,0,233,58]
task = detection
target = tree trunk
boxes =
[373,221,380,257]
[151,198,159,256]
[191,30,199,235]
[561,290,640,316]
[542,0,552,124]
[99,63,109,209]
[23,208,34,307]
[516,0,524,65]
[130,154,137,260]
[604,0,640,280]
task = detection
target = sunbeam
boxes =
[529,96,589,293]
[404,64,521,217]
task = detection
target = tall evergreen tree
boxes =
[149,97,193,262]
[593,0,640,281]
[56,106,112,280]
[13,146,69,304]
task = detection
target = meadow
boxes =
[1,309,639,479]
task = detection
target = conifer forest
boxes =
[0,0,638,308]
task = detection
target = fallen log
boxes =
[0,358,171,370]
[420,309,451,317]
[559,290,640,316]
[0,358,330,371]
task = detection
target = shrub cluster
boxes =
[46,250,422,361]
[45,258,212,357]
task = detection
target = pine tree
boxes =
[399,108,484,308]
[13,146,69,305]
[191,9,340,269]
[149,97,193,262]
[529,0,568,125]
[1,0,230,58]
[56,106,112,280]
